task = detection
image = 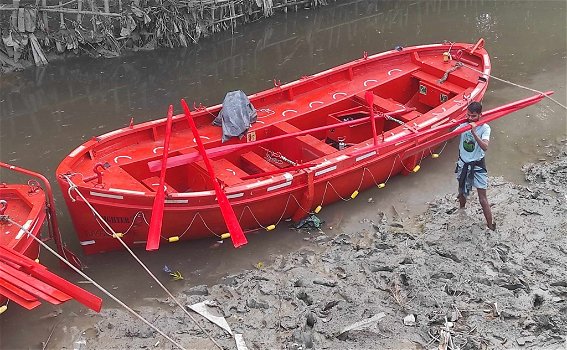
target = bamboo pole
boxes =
[77,0,82,22]
[59,0,63,27]
[41,0,48,30]
[103,0,109,13]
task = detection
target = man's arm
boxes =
[470,122,489,151]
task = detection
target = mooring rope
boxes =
[3,216,187,350]
[62,175,223,350]
[459,64,566,110]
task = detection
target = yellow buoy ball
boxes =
[431,153,439,158]
[377,183,386,189]
[412,165,421,173]
[350,190,359,199]
[0,305,7,314]
[168,236,180,243]
[266,224,276,231]
[314,205,322,213]
[221,233,231,240]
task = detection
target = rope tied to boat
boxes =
[438,62,463,84]
[61,174,224,350]
[27,179,41,194]
[459,63,567,110]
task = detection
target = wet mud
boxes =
[50,144,567,350]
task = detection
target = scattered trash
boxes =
[234,334,249,350]
[188,300,233,335]
[403,314,416,326]
[294,214,323,231]
[163,265,172,273]
[516,336,536,346]
[337,313,386,337]
[170,271,183,281]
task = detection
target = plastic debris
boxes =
[234,334,249,350]
[337,312,385,337]
[189,300,233,335]
[294,214,324,230]
[170,271,184,281]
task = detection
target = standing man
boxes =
[455,101,496,230]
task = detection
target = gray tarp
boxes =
[213,90,257,143]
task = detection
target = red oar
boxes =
[0,246,102,312]
[146,105,174,251]
[365,91,379,146]
[180,99,247,248]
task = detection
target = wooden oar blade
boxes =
[146,105,174,251]
[180,99,247,248]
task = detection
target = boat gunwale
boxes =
[59,41,486,165]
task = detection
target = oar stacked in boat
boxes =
[146,105,174,251]
[181,99,248,248]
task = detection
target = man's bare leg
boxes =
[457,193,467,209]
[477,188,494,230]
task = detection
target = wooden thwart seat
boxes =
[140,176,178,193]
[354,92,418,123]
[241,151,279,173]
[411,70,464,94]
[195,159,247,187]
[274,122,337,156]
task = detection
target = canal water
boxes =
[0,0,565,348]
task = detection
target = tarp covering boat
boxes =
[213,90,258,142]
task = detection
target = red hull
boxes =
[57,41,493,254]
[0,184,44,308]
[0,183,45,261]
[0,163,101,312]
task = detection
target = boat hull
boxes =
[58,128,464,255]
[56,41,491,254]
[0,184,46,306]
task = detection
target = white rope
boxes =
[63,175,223,349]
[460,64,566,110]
[238,191,295,229]
[4,217,187,350]
[177,211,222,239]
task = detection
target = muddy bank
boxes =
[49,144,566,350]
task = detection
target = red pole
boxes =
[180,99,247,248]
[365,91,378,146]
[146,105,174,251]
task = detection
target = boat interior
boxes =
[85,50,481,194]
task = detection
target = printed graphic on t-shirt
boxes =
[462,132,475,152]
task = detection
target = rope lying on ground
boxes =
[4,216,188,350]
[63,175,224,350]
